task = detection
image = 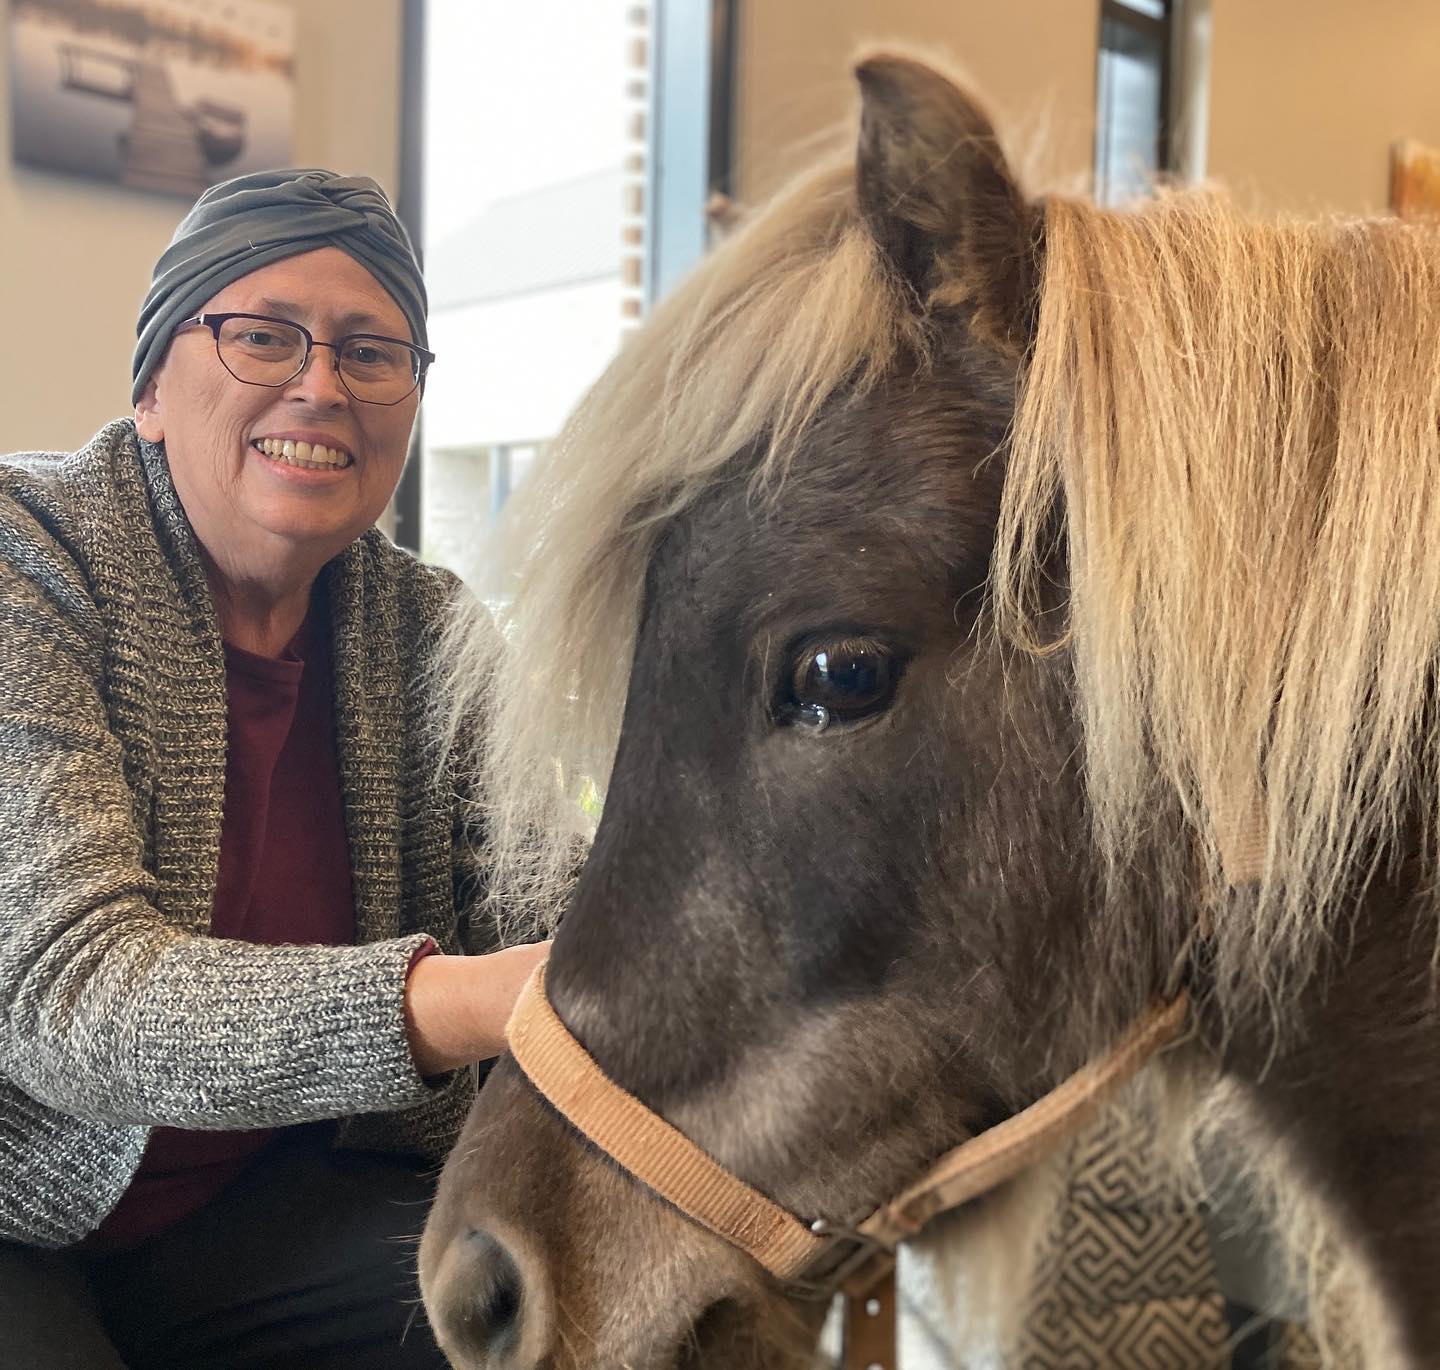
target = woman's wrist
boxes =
[403,941,550,1077]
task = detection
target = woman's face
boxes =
[134,246,422,576]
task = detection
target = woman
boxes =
[0,169,546,1368]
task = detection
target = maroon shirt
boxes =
[86,606,357,1250]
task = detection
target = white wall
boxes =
[1,0,407,456]
[424,278,624,453]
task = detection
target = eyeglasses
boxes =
[176,312,436,406]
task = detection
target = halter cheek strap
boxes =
[505,966,1188,1302]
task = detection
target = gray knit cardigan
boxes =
[0,419,492,1248]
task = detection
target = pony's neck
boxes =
[1207,868,1440,1367]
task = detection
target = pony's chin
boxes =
[541,1299,760,1370]
[672,1299,740,1370]
[671,1294,821,1370]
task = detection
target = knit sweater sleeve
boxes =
[0,489,437,1130]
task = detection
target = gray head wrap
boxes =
[132,168,427,404]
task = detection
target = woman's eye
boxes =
[782,638,899,730]
[342,340,402,369]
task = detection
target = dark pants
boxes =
[0,1125,451,1369]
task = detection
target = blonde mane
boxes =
[997,193,1440,1015]
[445,142,1440,1025]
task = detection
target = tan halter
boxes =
[505,966,1189,1368]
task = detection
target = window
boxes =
[1095,0,1173,204]
[395,0,733,583]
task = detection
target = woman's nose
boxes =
[285,345,350,409]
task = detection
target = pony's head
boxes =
[422,50,1440,1370]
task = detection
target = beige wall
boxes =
[733,1,1440,219]
[732,0,1099,204]
[1,1,405,455]
[1207,0,1440,216]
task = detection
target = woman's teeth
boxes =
[255,438,352,470]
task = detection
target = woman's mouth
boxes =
[251,437,354,470]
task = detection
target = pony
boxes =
[419,52,1440,1370]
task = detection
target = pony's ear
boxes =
[854,55,1038,354]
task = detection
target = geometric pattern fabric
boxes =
[1009,1113,1320,1370]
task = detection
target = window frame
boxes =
[392,0,428,550]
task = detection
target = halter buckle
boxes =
[786,1219,896,1300]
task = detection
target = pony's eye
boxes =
[782,638,898,730]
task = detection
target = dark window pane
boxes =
[1096,6,1169,204]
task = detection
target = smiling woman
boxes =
[0,169,547,1368]
[133,245,426,652]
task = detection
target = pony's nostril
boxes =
[448,1228,525,1360]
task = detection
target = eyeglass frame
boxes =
[175,311,437,406]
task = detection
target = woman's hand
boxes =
[403,941,551,1077]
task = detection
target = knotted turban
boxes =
[132,169,427,404]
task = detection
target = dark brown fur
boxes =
[420,56,1440,1370]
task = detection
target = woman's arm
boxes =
[0,489,468,1129]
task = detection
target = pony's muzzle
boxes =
[423,1224,551,1369]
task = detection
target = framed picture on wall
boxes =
[9,0,295,198]
[1391,139,1440,218]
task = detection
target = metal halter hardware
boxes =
[503,966,1189,1364]
[787,1219,895,1301]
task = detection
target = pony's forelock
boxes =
[995,192,1440,1023]
[438,158,920,932]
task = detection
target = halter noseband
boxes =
[505,966,1188,1364]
